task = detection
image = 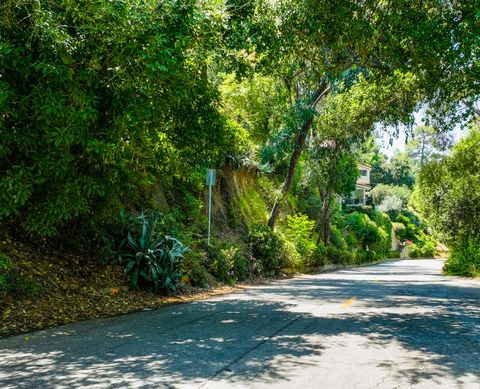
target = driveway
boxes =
[1,259,479,388]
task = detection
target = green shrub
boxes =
[371,210,393,238]
[370,228,389,257]
[308,245,327,268]
[350,250,371,264]
[344,212,378,247]
[247,224,300,274]
[330,225,348,250]
[353,251,366,264]
[395,213,422,241]
[421,240,436,257]
[337,249,356,265]
[284,213,316,257]
[197,243,230,284]
[407,243,420,257]
[213,246,251,283]
[362,250,380,262]
[392,222,407,241]
[324,246,340,264]
[307,245,382,268]
[282,240,303,271]
[386,250,401,259]
[2,273,41,298]
[343,205,373,215]
[444,239,480,277]
[0,254,41,297]
[119,213,188,293]
[371,184,411,208]
[232,251,250,282]
[344,231,361,250]
[248,224,282,274]
[296,191,323,221]
[182,251,212,287]
[408,240,436,258]
[344,212,389,256]
[212,247,236,283]
[320,246,354,265]
[189,242,256,285]
[392,211,436,258]
[370,210,392,256]
[350,250,379,264]
[0,254,12,292]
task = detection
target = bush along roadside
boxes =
[116,207,436,293]
[393,211,437,258]
[119,213,188,293]
[0,205,436,338]
[443,239,480,277]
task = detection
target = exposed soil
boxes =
[0,231,253,338]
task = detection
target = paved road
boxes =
[1,259,479,388]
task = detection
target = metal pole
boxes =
[208,182,212,245]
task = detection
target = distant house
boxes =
[343,163,371,206]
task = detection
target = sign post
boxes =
[206,169,216,245]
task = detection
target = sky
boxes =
[376,110,468,159]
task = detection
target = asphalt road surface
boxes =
[1,259,479,388]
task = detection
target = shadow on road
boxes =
[0,261,479,387]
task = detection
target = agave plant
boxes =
[119,213,188,293]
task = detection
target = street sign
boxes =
[206,169,216,245]
[206,169,216,185]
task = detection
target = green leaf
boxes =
[124,261,136,274]
[130,271,139,289]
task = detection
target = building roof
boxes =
[358,162,371,169]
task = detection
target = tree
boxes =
[371,152,415,188]
[406,125,454,170]
[412,123,480,276]
[377,196,403,217]
[412,123,480,243]
[248,0,480,228]
[307,143,359,245]
[370,184,411,209]
[0,0,232,235]
[219,74,286,144]
[303,74,419,245]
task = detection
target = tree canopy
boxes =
[412,122,480,275]
[412,123,480,245]
[406,125,454,170]
[0,0,235,234]
[0,0,479,242]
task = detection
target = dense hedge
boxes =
[343,211,389,256]
[247,224,301,274]
[0,0,233,236]
[444,239,480,277]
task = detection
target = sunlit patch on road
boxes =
[341,297,357,308]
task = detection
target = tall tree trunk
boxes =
[317,188,333,245]
[267,83,330,229]
[268,116,312,228]
[312,162,337,245]
[311,184,325,237]
[420,137,426,167]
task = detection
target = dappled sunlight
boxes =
[1,260,479,388]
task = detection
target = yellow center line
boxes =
[342,297,357,307]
